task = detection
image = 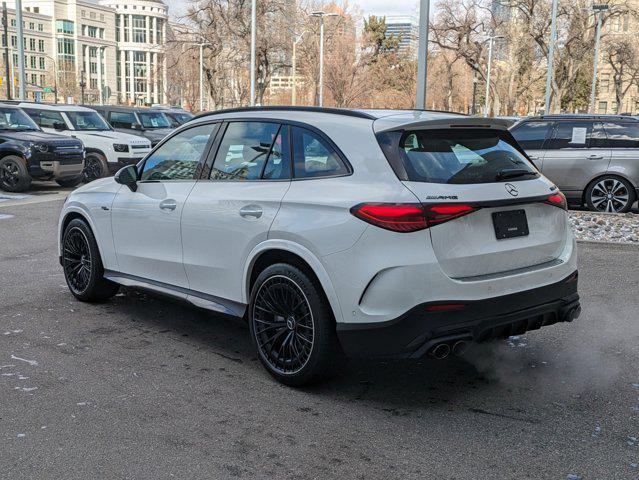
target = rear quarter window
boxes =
[384,128,538,184]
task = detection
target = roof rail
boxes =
[194,105,377,120]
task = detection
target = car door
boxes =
[509,120,553,169]
[540,121,611,194]
[181,121,291,306]
[110,122,219,288]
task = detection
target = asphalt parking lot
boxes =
[1,191,639,480]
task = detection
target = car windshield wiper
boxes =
[496,168,538,180]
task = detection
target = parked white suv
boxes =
[19,103,152,182]
[57,107,580,385]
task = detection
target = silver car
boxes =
[510,115,639,212]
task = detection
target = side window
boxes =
[210,122,280,181]
[39,110,65,128]
[110,111,136,129]
[547,122,593,150]
[601,122,639,148]
[262,126,291,180]
[22,108,41,126]
[292,127,348,179]
[140,123,218,181]
[510,121,552,150]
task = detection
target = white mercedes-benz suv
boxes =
[19,103,152,182]
[57,107,580,385]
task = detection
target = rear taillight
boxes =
[350,203,478,232]
[545,191,567,210]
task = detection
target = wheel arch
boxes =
[58,207,107,265]
[243,241,343,323]
[84,147,107,158]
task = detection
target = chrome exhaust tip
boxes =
[430,343,451,360]
[452,340,468,356]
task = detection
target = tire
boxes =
[56,175,84,188]
[61,218,119,302]
[0,155,31,192]
[83,153,109,183]
[248,263,340,386]
[585,175,636,213]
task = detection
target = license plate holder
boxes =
[492,209,529,240]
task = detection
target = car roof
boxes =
[94,105,164,113]
[15,102,94,112]
[191,106,514,133]
[519,114,639,122]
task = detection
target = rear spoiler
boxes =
[373,116,513,134]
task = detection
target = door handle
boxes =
[239,205,263,219]
[588,154,604,160]
[159,199,177,211]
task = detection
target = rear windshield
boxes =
[381,128,538,184]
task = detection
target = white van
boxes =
[19,103,152,182]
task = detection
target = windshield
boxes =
[380,128,538,184]
[138,111,171,129]
[0,107,39,131]
[65,111,111,131]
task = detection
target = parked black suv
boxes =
[0,105,84,192]
[87,105,174,147]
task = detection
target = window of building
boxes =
[598,101,608,114]
[57,38,75,69]
[28,22,34,30]
[132,15,147,43]
[38,39,44,52]
[90,11,96,20]
[39,57,45,69]
[56,20,74,35]
[30,56,36,69]
[38,23,43,31]
[155,18,163,43]
[29,38,36,51]
[123,15,129,42]
[31,73,37,85]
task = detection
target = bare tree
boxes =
[603,36,639,113]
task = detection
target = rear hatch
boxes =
[375,116,568,279]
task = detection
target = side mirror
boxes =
[53,121,67,131]
[114,165,139,192]
[132,122,144,131]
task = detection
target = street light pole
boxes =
[15,0,25,100]
[415,0,430,109]
[544,0,558,114]
[250,0,256,106]
[199,43,204,111]
[590,4,609,113]
[310,11,338,107]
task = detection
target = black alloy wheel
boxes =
[252,275,315,375]
[62,226,93,295]
[0,156,31,192]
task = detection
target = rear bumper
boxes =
[336,271,580,358]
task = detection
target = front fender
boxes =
[243,239,343,324]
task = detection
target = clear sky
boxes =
[164,0,418,21]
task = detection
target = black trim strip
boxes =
[104,270,246,317]
[194,106,377,120]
